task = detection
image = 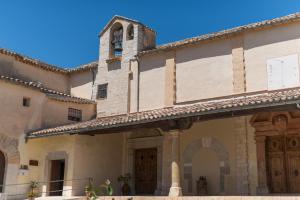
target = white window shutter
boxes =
[282,54,299,88]
[267,54,300,90]
[267,59,283,90]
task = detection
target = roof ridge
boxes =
[0,48,98,74]
[0,75,95,104]
[139,12,300,55]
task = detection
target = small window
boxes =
[97,84,108,99]
[23,97,30,107]
[68,108,82,122]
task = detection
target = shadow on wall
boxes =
[183,137,230,196]
[175,40,232,64]
[244,22,300,50]
[108,61,121,71]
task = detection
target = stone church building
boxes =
[1,13,300,199]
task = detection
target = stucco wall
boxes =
[180,118,237,195]
[42,99,95,128]
[139,54,166,111]
[180,116,257,195]
[18,136,76,196]
[176,40,233,103]
[244,22,300,92]
[0,54,70,93]
[72,134,124,196]
[70,71,94,99]
[0,82,45,137]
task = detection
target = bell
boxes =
[114,41,122,51]
[112,28,123,51]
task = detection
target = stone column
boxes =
[169,130,182,196]
[255,135,269,194]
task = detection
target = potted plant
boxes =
[117,173,131,195]
[85,180,99,200]
[100,179,113,196]
[27,181,39,200]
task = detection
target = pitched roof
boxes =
[0,48,98,74]
[68,61,98,73]
[139,12,300,55]
[98,15,155,37]
[0,75,95,104]
[27,87,300,139]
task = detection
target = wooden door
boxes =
[286,136,300,193]
[267,135,300,193]
[49,160,65,196]
[267,136,287,193]
[268,153,287,193]
[0,151,5,193]
[134,148,157,195]
[287,152,300,192]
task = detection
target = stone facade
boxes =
[1,14,300,199]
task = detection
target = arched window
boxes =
[127,24,134,40]
[110,22,123,57]
[0,151,5,192]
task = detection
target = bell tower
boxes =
[93,16,156,116]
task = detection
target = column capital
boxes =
[255,135,267,143]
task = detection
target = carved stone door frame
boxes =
[125,129,163,195]
[251,111,300,194]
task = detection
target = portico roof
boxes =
[27,87,300,139]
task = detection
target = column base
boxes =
[256,186,269,195]
[169,186,182,197]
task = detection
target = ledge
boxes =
[106,56,122,64]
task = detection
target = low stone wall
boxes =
[96,197,300,200]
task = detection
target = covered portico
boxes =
[27,87,300,197]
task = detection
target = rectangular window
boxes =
[97,84,108,99]
[267,54,300,90]
[68,108,82,122]
[23,97,30,107]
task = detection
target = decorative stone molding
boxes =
[126,129,164,195]
[129,128,162,139]
[0,134,19,164]
[250,111,300,194]
[183,137,230,194]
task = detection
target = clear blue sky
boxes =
[0,0,300,68]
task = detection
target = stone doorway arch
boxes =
[183,137,230,195]
[0,134,20,193]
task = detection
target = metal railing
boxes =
[0,177,92,200]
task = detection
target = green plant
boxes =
[117,173,131,184]
[85,180,99,200]
[27,181,39,199]
[118,173,131,195]
[100,179,113,196]
[85,179,113,199]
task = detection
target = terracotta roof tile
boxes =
[0,48,98,74]
[139,13,300,55]
[0,75,95,104]
[27,87,300,138]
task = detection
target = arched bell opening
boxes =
[110,22,123,57]
[127,24,134,40]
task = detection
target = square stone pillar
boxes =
[168,130,182,196]
[255,135,269,194]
